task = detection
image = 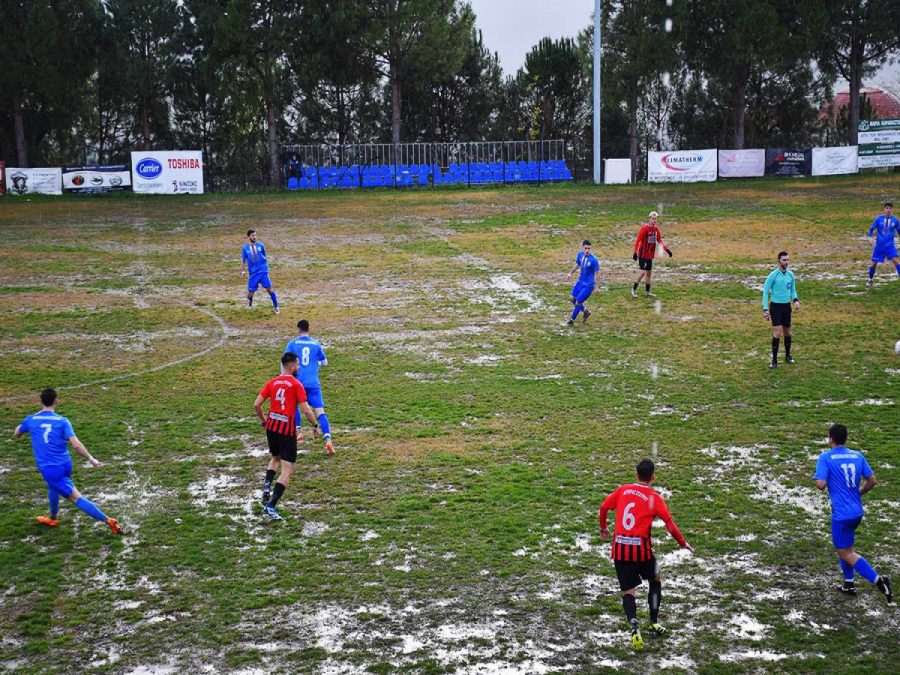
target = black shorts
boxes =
[638,257,653,271]
[614,557,659,591]
[266,429,298,463]
[769,302,792,327]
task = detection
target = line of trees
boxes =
[0,0,897,186]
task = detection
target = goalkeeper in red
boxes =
[599,459,693,651]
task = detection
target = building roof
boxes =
[820,86,900,123]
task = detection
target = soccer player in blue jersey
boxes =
[565,240,601,326]
[814,423,892,603]
[241,229,279,314]
[762,251,800,369]
[285,319,334,455]
[866,202,900,287]
[13,388,122,534]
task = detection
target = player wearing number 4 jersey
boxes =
[814,424,892,603]
[254,353,320,521]
[600,459,693,651]
[285,319,333,455]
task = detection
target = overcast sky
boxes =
[468,0,899,91]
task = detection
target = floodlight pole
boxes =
[592,0,602,184]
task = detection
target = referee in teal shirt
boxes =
[762,251,800,369]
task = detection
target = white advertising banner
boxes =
[718,149,765,178]
[5,168,62,195]
[131,151,204,194]
[858,119,900,168]
[63,165,132,192]
[811,146,858,176]
[648,149,717,183]
[604,158,631,184]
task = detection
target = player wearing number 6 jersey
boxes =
[813,424,892,603]
[599,459,693,650]
[254,353,320,521]
[285,319,333,455]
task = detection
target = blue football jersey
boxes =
[285,336,327,388]
[576,251,600,285]
[814,446,873,521]
[242,242,269,275]
[868,215,900,247]
[20,411,75,468]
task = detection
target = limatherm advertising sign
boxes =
[858,119,900,169]
[63,165,131,193]
[130,151,204,194]
[647,149,717,183]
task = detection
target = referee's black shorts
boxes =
[768,302,792,327]
[266,429,298,463]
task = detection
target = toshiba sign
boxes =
[131,151,204,194]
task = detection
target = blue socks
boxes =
[318,413,331,439]
[853,556,879,584]
[75,496,108,522]
[869,266,876,279]
[268,290,278,308]
[840,559,854,582]
[570,304,584,321]
[47,487,59,519]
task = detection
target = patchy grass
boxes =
[1,174,899,673]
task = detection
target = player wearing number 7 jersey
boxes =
[813,424,892,603]
[254,353,320,521]
[285,319,333,455]
[599,459,693,650]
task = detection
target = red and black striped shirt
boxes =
[258,375,307,436]
[599,483,686,562]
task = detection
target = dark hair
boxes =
[281,352,298,366]
[777,250,788,261]
[829,423,848,445]
[885,202,893,209]
[297,319,310,332]
[40,388,57,407]
[636,458,655,481]
[247,229,256,237]
[582,239,591,247]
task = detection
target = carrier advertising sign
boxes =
[130,151,204,194]
[811,146,858,176]
[858,119,900,168]
[717,149,765,178]
[5,167,62,195]
[63,165,131,193]
[648,149,717,182]
[765,148,812,176]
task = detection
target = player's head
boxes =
[297,319,310,334]
[582,240,591,252]
[777,251,789,268]
[281,352,299,375]
[885,202,893,214]
[636,458,655,482]
[648,211,658,224]
[247,229,257,242]
[828,423,848,447]
[40,388,57,407]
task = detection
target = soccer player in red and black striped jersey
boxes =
[599,459,692,650]
[254,353,319,521]
[631,211,672,298]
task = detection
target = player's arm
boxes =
[598,489,618,538]
[762,272,774,315]
[253,393,268,426]
[791,273,799,309]
[241,249,248,276]
[860,473,877,495]
[813,455,828,490]
[13,424,23,439]
[657,499,692,551]
[633,227,646,259]
[318,345,327,367]
[69,436,101,467]
[658,230,673,257]
[867,219,878,243]
[298,401,319,436]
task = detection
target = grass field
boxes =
[1,174,898,674]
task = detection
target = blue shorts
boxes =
[248,272,272,291]
[39,463,75,498]
[571,282,594,303]
[304,386,325,409]
[831,516,862,549]
[871,243,899,262]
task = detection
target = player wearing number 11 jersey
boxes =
[599,459,692,650]
[813,424,892,603]
[254,353,320,521]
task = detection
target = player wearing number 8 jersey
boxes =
[285,319,333,455]
[599,459,692,650]
[813,424,892,603]
[254,353,320,521]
